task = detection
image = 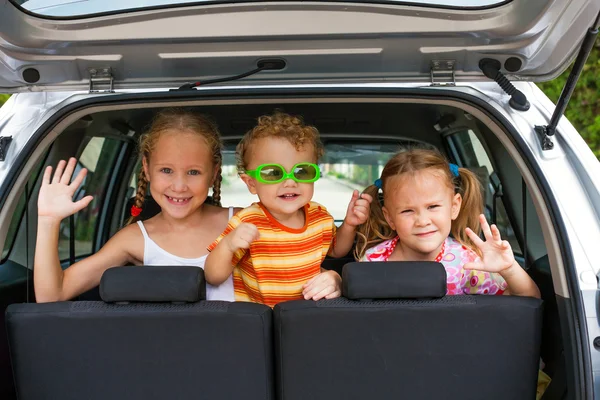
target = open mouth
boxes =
[165,195,191,205]
[278,193,300,201]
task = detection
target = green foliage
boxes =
[0,94,9,106]
[537,43,600,157]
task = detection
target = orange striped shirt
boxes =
[208,202,336,307]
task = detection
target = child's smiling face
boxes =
[143,130,216,220]
[241,137,317,223]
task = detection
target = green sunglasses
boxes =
[245,163,321,184]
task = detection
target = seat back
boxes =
[6,267,274,400]
[274,262,543,400]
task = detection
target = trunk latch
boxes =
[430,60,456,86]
[89,68,114,93]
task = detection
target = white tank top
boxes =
[137,207,235,302]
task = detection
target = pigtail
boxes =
[354,184,395,260]
[212,165,223,206]
[125,168,148,226]
[450,167,484,255]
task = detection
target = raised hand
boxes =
[343,190,373,228]
[38,158,94,222]
[464,214,516,273]
[224,222,260,253]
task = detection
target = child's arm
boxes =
[35,159,136,302]
[205,223,259,285]
[464,214,541,298]
[328,190,373,258]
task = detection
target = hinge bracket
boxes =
[430,60,456,86]
[89,68,114,93]
[534,126,555,151]
[0,136,13,161]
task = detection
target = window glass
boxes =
[57,137,123,261]
[1,166,43,262]
[219,142,405,222]
[12,0,507,18]
[448,129,522,256]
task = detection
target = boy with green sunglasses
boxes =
[206,112,372,307]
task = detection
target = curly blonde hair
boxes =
[354,148,484,260]
[126,108,223,225]
[236,111,324,173]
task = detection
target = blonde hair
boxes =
[126,108,223,225]
[354,148,484,260]
[236,111,324,173]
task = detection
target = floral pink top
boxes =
[360,237,507,295]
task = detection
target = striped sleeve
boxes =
[207,214,248,264]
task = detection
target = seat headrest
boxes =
[100,266,206,303]
[342,262,447,299]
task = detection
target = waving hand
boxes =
[38,158,94,222]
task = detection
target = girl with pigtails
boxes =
[34,108,239,303]
[355,148,539,298]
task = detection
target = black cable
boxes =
[479,58,530,111]
[177,66,266,90]
[176,59,286,90]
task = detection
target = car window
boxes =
[446,129,522,256]
[57,137,123,261]
[1,161,45,262]
[12,0,506,18]
[219,142,411,222]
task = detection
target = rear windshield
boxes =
[12,0,510,18]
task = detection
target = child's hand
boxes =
[38,158,94,222]
[464,214,516,273]
[224,223,260,253]
[343,190,373,228]
[302,270,342,301]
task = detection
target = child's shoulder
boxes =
[362,237,398,262]
[235,202,265,220]
[443,237,479,263]
[307,201,331,215]
[109,222,145,252]
[306,201,334,223]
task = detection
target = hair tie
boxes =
[449,163,460,178]
[131,205,142,217]
[374,178,383,189]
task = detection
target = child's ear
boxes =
[142,157,150,181]
[451,193,462,220]
[382,205,396,230]
[240,174,258,195]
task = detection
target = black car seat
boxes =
[274,261,544,400]
[6,266,274,400]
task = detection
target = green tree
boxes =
[0,94,9,106]
[538,43,600,157]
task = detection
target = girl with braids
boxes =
[356,148,539,298]
[34,108,238,303]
